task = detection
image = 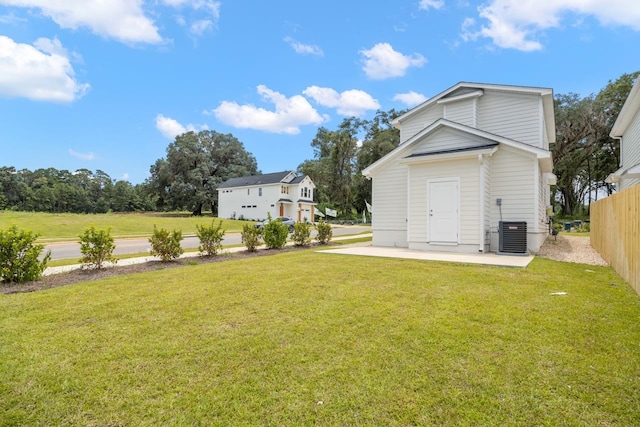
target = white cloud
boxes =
[284,37,323,56]
[212,85,325,135]
[190,19,213,36]
[360,43,427,80]
[69,149,96,160]
[303,86,380,117]
[155,114,200,139]
[393,91,428,106]
[419,0,444,11]
[0,12,26,24]
[0,36,90,102]
[121,173,130,181]
[0,0,163,44]
[162,0,221,37]
[463,0,640,51]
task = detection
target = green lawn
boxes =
[0,211,250,241]
[1,251,640,425]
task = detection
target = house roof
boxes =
[610,78,640,138]
[391,82,556,143]
[218,171,305,189]
[403,143,499,159]
[362,119,553,177]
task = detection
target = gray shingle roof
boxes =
[217,171,295,189]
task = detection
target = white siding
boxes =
[482,156,492,250]
[444,99,475,127]
[407,158,480,249]
[478,90,541,147]
[409,127,493,155]
[621,107,640,190]
[371,162,408,247]
[217,184,280,220]
[399,104,443,145]
[489,147,538,252]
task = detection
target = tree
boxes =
[552,71,639,215]
[298,109,404,217]
[147,130,259,216]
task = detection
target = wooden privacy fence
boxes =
[590,185,640,295]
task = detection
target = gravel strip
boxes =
[536,234,608,266]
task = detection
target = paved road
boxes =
[44,226,369,260]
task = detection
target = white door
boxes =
[428,179,459,243]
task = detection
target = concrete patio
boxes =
[317,245,534,268]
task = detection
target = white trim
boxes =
[436,89,484,105]
[478,154,485,252]
[362,118,552,178]
[400,146,498,165]
[406,167,411,245]
[391,82,553,127]
[611,79,640,137]
[533,161,540,233]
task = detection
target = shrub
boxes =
[79,225,117,270]
[263,214,288,249]
[315,219,333,244]
[241,224,262,252]
[196,220,225,256]
[149,226,183,262]
[292,221,312,246]
[0,226,51,283]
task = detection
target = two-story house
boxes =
[362,82,556,254]
[217,171,316,222]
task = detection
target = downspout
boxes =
[478,154,485,252]
[406,166,411,247]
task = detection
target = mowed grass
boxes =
[1,251,640,426]
[0,210,251,241]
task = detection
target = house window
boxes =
[259,187,262,197]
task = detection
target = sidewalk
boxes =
[43,233,372,276]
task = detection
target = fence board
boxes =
[591,185,640,295]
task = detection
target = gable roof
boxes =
[218,171,303,189]
[362,119,553,177]
[392,82,556,143]
[610,78,640,138]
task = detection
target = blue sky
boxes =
[1,0,639,184]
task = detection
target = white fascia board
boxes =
[611,79,640,138]
[399,146,498,165]
[392,82,554,128]
[436,90,484,104]
[363,118,553,177]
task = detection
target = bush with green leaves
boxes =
[0,226,51,283]
[196,220,225,256]
[241,224,262,252]
[149,226,183,262]
[263,214,289,249]
[292,221,312,246]
[315,219,333,244]
[79,225,117,270]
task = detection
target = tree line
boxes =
[1,71,637,217]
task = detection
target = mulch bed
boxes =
[1,244,321,295]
